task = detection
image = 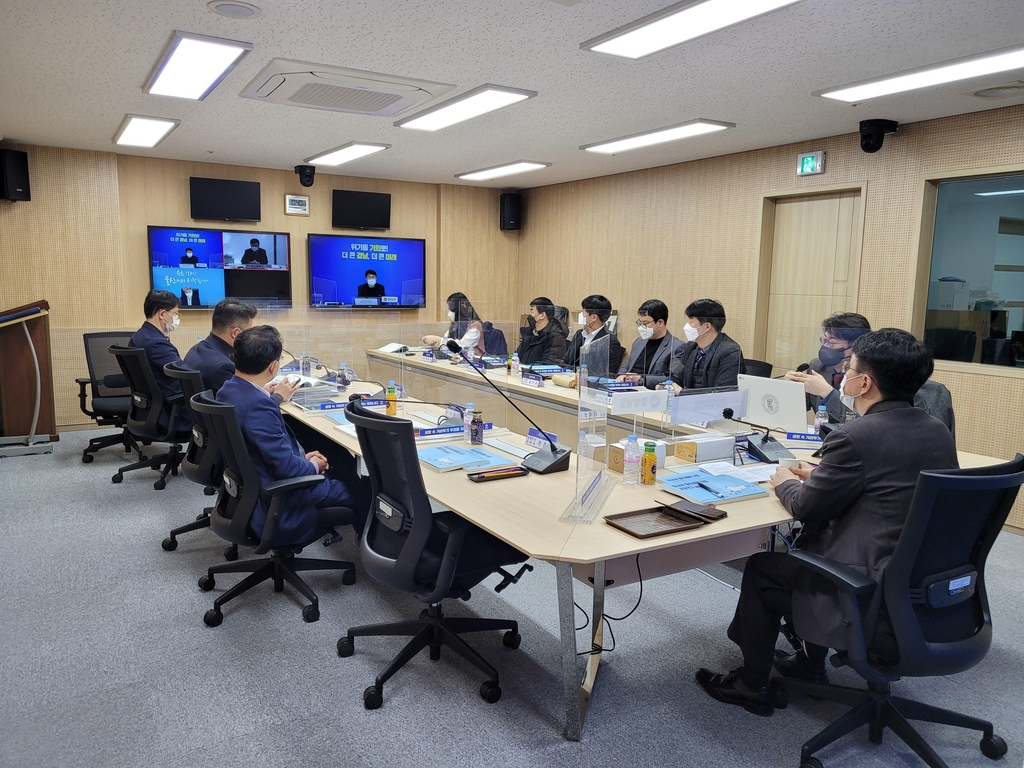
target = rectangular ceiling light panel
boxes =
[396,84,536,131]
[581,118,733,154]
[113,115,181,147]
[582,0,804,59]
[820,47,1024,102]
[305,141,391,166]
[146,31,253,100]
[456,161,550,181]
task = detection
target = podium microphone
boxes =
[445,339,570,474]
[722,407,795,464]
[772,362,809,379]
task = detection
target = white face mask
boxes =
[165,312,180,333]
[637,324,655,341]
[578,312,588,327]
[839,372,865,411]
[683,323,700,342]
[367,278,376,287]
[251,245,259,251]
[184,289,192,296]
[447,310,456,322]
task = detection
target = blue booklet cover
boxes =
[458,447,518,472]
[658,468,768,504]
[418,444,499,473]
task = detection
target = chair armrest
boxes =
[434,509,468,536]
[102,373,128,389]
[76,378,96,418]
[75,377,92,385]
[789,551,877,596]
[263,474,326,495]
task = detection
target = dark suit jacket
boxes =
[516,323,568,365]
[183,334,235,394]
[356,282,386,298]
[128,321,192,431]
[240,248,268,265]
[775,400,959,650]
[179,254,199,266]
[669,332,743,389]
[618,331,680,389]
[562,326,624,375]
[179,289,201,307]
[218,376,344,547]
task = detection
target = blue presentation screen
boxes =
[149,226,292,308]
[307,234,426,308]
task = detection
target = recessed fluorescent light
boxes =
[820,46,1024,102]
[145,31,253,100]
[305,141,391,166]
[395,84,537,131]
[456,161,550,182]
[113,115,180,148]
[582,0,804,59]
[975,189,1024,197]
[581,118,734,154]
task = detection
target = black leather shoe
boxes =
[696,668,778,716]
[773,650,828,684]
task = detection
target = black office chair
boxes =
[190,392,356,626]
[778,455,1024,768]
[743,358,773,378]
[336,400,530,709]
[980,337,1017,366]
[924,328,976,363]
[77,332,145,463]
[161,363,238,560]
[108,345,189,490]
[481,322,508,357]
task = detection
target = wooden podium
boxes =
[0,300,57,457]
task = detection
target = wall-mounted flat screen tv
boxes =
[190,177,261,222]
[332,189,391,230]
[307,234,425,309]
[149,226,291,308]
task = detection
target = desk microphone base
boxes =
[744,433,794,464]
[522,444,572,474]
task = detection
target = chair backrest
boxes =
[924,328,976,362]
[914,379,956,437]
[482,324,508,357]
[743,358,773,378]
[109,344,171,439]
[190,392,265,549]
[84,332,133,398]
[884,454,1024,677]
[164,362,221,487]
[345,400,438,593]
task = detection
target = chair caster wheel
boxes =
[203,609,223,627]
[419,609,429,620]
[480,680,502,703]
[980,734,1007,759]
[502,631,522,650]
[799,758,823,768]
[161,537,177,551]
[302,604,320,623]
[223,545,238,562]
[342,570,356,586]
[111,474,123,484]
[204,486,216,496]
[82,453,94,463]
[337,637,354,657]
[363,685,383,710]
[198,575,215,591]
[153,479,166,490]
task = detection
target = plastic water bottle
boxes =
[385,380,397,416]
[464,402,474,443]
[300,351,311,378]
[336,363,348,394]
[623,435,642,485]
[814,405,828,435]
[511,353,520,375]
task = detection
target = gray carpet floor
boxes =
[1,429,1022,768]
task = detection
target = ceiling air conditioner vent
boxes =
[240,59,455,117]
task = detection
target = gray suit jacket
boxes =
[774,400,959,650]
[618,331,680,389]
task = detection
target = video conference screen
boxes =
[307,234,426,309]
[149,226,292,308]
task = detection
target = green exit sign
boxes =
[797,151,825,175]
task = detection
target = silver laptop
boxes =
[737,374,809,433]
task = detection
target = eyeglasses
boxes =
[819,336,850,350]
[636,318,655,328]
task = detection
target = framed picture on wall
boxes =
[284,195,309,216]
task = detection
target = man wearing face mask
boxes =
[668,299,744,392]
[616,299,681,389]
[562,295,624,374]
[696,329,958,716]
[179,286,202,307]
[785,313,870,423]
[516,297,568,366]
[356,269,386,300]
[179,248,198,267]
[129,289,192,431]
[183,299,259,394]
[240,238,268,266]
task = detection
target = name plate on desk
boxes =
[786,432,822,443]
[522,372,544,387]
[422,350,434,361]
[417,425,464,438]
[319,402,347,411]
[609,388,669,416]
[360,399,386,407]
[525,427,558,450]
[602,381,637,392]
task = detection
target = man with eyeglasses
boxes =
[616,299,680,389]
[785,312,871,423]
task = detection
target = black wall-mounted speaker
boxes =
[500,193,521,231]
[0,149,31,201]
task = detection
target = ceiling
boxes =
[2,0,1023,188]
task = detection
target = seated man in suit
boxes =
[179,286,201,307]
[217,326,370,544]
[562,294,624,375]
[240,238,268,265]
[356,269,386,299]
[668,299,743,391]
[183,299,257,393]
[616,299,680,389]
[516,296,568,366]
[179,247,198,266]
[129,289,192,431]
[696,329,959,716]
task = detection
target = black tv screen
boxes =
[332,190,391,230]
[190,177,261,222]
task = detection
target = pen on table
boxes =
[696,481,725,498]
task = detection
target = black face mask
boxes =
[526,315,537,330]
[818,344,847,368]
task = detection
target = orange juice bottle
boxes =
[641,442,657,485]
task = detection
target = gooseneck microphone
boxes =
[722,407,795,464]
[773,362,809,379]
[445,339,570,474]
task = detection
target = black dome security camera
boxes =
[859,120,898,153]
[294,164,315,187]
